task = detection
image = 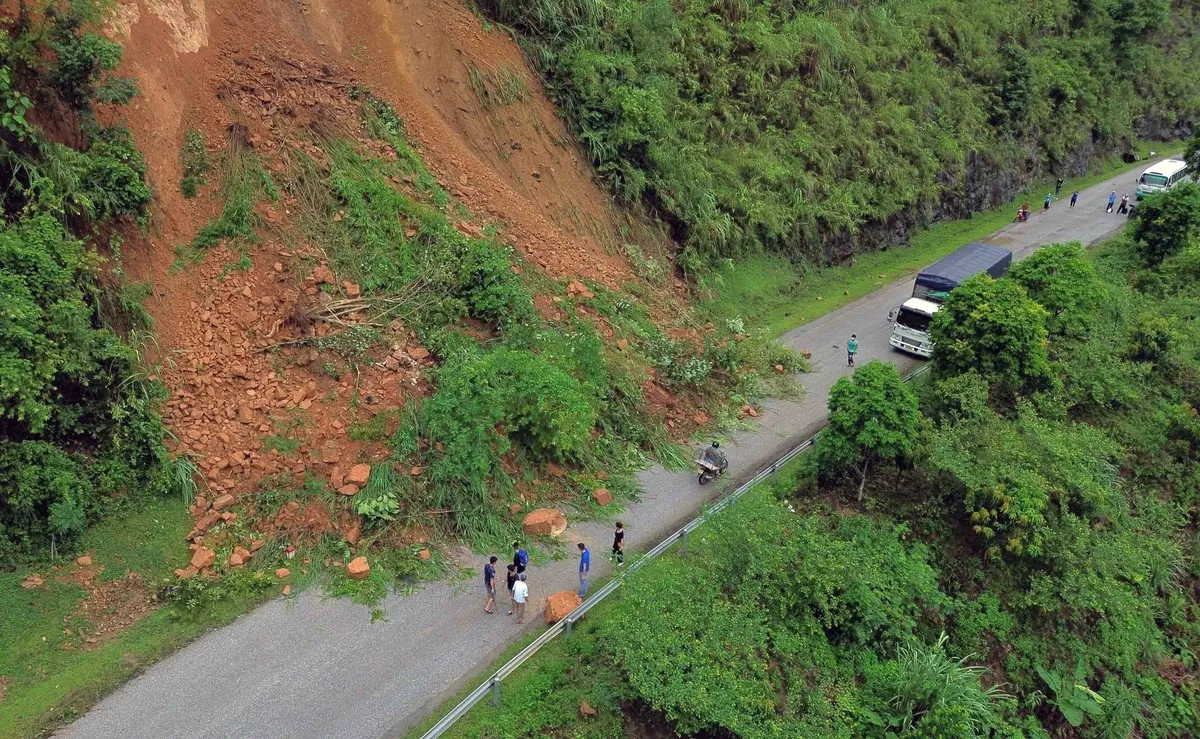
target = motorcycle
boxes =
[694,448,729,485]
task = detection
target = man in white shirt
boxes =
[512,573,528,624]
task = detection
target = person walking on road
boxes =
[1043,192,1053,212]
[1070,190,1079,208]
[1107,191,1117,213]
[512,541,528,574]
[484,556,498,614]
[1055,178,1064,196]
[611,521,625,566]
[847,334,859,367]
[512,573,528,624]
[505,564,518,615]
[577,542,591,597]
[1118,193,1130,214]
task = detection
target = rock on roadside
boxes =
[522,508,568,537]
[544,591,583,624]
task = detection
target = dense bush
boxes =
[605,489,950,737]
[483,0,1199,262]
[1131,182,1200,265]
[0,5,170,560]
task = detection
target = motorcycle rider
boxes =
[702,441,727,471]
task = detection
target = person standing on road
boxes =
[611,521,625,566]
[505,564,518,615]
[1118,193,1130,214]
[512,541,528,575]
[512,573,528,624]
[577,542,591,597]
[484,556,498,614]
[1043,193,1053,211]
[1070,190,1079,208]
[1056,178,1064,196]
[1107,191,1117,213]
[847,334,859,367]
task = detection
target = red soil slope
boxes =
[103,0,643,565]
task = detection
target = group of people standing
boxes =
[1026,179,1130,217]
[483,544,530,621]
[483,522,626,623]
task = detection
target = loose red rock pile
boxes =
[156,245,441,578]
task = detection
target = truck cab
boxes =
[888,298,940,358]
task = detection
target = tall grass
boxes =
[190,131,277,249]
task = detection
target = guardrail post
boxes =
[564,616,573,636]
[491,677,500,706]
[771,463,779,484]
[680,529,688,555]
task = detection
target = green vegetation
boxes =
[431,187,1200,738]
[189,129,277,250]
[0,502,237,738]
[814,359,920,502]
[466,63,529,111]
[178,128,210,198]
[484,0,1199,266]
[0,1,173,564]
[276,88,803,550]
[699,143,1175,337]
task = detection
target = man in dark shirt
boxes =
[611,521,625,566]
[484,555,497,614]
[512,541,528,574]
[505,564,518,615]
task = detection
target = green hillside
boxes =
[484,0,1199,262]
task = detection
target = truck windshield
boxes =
[1141,174,1168,186]
[896,308,932,333]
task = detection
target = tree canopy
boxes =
[929,275,1050,396]
[818,360,921,502]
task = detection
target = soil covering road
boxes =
[58,164,1160,739]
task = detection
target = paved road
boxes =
[59,166,1153,739]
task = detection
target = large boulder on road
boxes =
[522,508,567,537]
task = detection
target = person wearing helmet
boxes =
[703,440,727,470]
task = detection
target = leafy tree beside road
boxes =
[1131,182,1200,265]
[1008,242,1104,337]
[929,276,1050,397]
[816,360,921,502]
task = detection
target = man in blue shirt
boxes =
[484,555,497,614]
[577,542,590,597]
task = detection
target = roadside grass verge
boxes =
[702,141,1183,338]
[0,499,273,739]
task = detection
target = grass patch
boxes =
[178,128,210,199]
[466,64,529,112]
[189,130,277,251]
[0,498,276,739]
[702,143,1184,338]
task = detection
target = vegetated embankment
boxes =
[482,0,1200,264]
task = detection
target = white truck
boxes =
[887,242,1012,358]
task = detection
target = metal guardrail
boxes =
[419,362,933,738]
